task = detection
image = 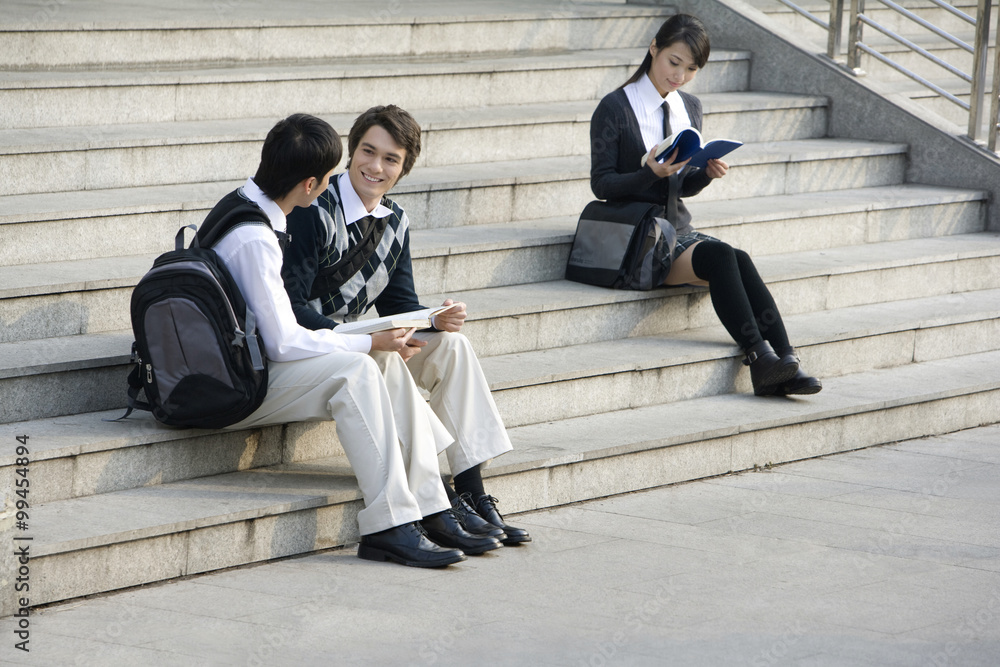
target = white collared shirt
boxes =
[338,172,392,224]
[211,177,372,360]
[623,72,693,154]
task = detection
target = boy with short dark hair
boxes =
[203,113,499,567]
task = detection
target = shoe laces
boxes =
[478,494,504,518]
[456,492,479,513]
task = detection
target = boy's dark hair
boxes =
[621,14,711,88]
[253,113,342,201]
[347,105,422,178]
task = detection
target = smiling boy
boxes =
[205,113,502,569]
[282,105,530,546]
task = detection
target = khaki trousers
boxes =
[373,331,513,476]
[228,350,451,535]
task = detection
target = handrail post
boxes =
[968,0,992,143]
[847,0,865,73]
[828,0,846,61]
[990,0,1000,151]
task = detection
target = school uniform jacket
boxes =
[589,88,713,234]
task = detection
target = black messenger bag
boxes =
[565,200,677,291]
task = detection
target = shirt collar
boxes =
[337,172,393,225]
[241,177,287,232]
[634,72,669,112]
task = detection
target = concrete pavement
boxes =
[3,425,999,666]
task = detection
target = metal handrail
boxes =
[845,0,999,151]
[774,0,847,58]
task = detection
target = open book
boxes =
[645,127,742,171]
[332,303,459,335]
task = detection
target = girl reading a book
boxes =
[589,13,821,396]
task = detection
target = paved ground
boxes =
[2,424,999,666]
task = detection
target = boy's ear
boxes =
[302,176,319,196]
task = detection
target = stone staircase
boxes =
[2,0,1000,616]
[746,0,998,133]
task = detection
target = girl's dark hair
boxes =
[621,14,711,89]
[253,113,342,200]
[347,105,422,178]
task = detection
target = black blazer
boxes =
[589,88,713,233]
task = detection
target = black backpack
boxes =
[118,197,272,428]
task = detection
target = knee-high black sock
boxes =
[690,241,761,350]
[733,249,791,353]
[453,464,486,499]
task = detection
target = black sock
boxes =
[733,248,790,352]
[691,241,760,350]
[441,477,458,502]
[691,241,791,352]
[453,464,486,498]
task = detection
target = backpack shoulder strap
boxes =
[195,189,276,250]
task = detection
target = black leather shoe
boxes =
[766,367,823,396]
[453,493,507,540]
[756,348,822,397]
[473,494,531,545]
[358,522,466,568]
[743,341,798,396]
[422,509,503,555]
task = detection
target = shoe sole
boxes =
[424,531,504,555]
[500,534,532,545]
[357,544,467,568]
[462,540,504,555]
[782,383,822,396]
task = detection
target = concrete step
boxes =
[0,137,910,267]
[877,76,996,131]
[483,288,1000,427]
[4,232,999,422]
[3,180,984,345]
[8,347,1000,615]
[6,286,999,505]
[0,3,668,69]
[0,48,752,130]
[0,91,830,196]
[0,184,987,345]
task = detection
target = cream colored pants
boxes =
[228,349,451,535]
[372,331,513,477]
[229,332,511,535]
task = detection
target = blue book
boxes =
[645,128,742,171]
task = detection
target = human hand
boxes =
[705,158,729,179]
[398,335,427,363]
[432,299,467,332]
[369,327,416,353]
[646,146,690,179]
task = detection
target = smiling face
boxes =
[646,39,699,97]
[348,125,406,212]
